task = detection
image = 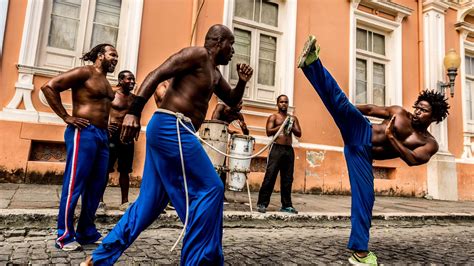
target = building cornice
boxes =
[423,0,450,14]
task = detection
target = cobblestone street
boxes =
[0,221,472,265]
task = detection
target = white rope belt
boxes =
[155,108,289,252]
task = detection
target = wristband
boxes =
[127,96,147,117]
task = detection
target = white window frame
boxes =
[462,41,474,134]
[349,1,411,112]
[355,26,390,105]
[38,0,127,73]
[0,0,143,124]
[223,0,297,109]
[0,0,9,58]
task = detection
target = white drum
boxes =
[198,120,229,173]
[228,134,255,191]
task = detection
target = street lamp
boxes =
[438,49,461,98]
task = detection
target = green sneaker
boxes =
[296,35,320,68]
[348,251,378,265]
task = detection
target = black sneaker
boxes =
[280,206,298,214]
[257,204,266,213]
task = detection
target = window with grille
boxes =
[355,27,388,106]
[38,0,123,71]
[229,0,281,104]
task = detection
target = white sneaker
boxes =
[96,202,106,215]
[56,240,82,251]
[119,202,131,211]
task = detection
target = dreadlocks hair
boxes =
[80,43,114,63]
[414,89,450,124]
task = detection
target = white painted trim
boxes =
[240,109,272,118]
[222,0,297,106]
[350,8,405,106]
[1,0,143,124]
[119,0,143,75]
[423,7,449,152]
[297,142,344,153]
[0,0,8,57]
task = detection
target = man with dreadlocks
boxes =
[41,43,118,251]
[297,36,449,265]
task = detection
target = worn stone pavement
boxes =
[0,222,472,265]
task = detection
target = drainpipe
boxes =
[418,0,424,92]
[190,0,199,46]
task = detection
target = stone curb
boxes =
[1,209,473,228]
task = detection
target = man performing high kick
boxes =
[297,35,449,265]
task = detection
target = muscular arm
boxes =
[237,112,249,135]
[41,67,91,128]
[387,135,438,166]
[136,47,206,101]
[266,115,280,137]
[385,116,438,166]
[356,105,403,120]
[214,64,253,107]
[291,116,302,138]
[211,104,225,120]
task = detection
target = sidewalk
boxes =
[1,183,473,227]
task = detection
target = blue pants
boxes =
[92,112,224,265]
[56,125,109,247]
[302,60,374,251]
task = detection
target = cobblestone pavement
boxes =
[0,222,472,265]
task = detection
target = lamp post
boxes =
[437,49,461,97]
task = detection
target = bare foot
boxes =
[80,256,93,266]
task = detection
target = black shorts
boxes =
[108,134,134,173]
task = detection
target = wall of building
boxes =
[0,0,472,200]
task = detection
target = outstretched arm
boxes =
[385,116,439,166]
[356,105,403,120]
[41,67,91,128]
[121,47,206,142]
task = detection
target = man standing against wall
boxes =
[257,94,302,214]
[41,44,118,251]
[99,70,137,212]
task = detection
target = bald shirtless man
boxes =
[83,25,253,265]
[100,70,137,212]
[256,94,302,214]
[297,35,450,265]
[41,44,118,251]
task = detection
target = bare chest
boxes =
[83,75,114,100]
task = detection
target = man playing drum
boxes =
[256,94,302,214]
[211,100,249,202]
[82,24,253,265]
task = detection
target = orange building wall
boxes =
[0,0,27,108]
[457,163,474,201]
[0,0,472,200]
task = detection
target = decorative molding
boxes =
[349,7,406,106]
[222,0,297,106]
[423,0,450,14]
[0,0,143,125]
[359,0,413,22]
